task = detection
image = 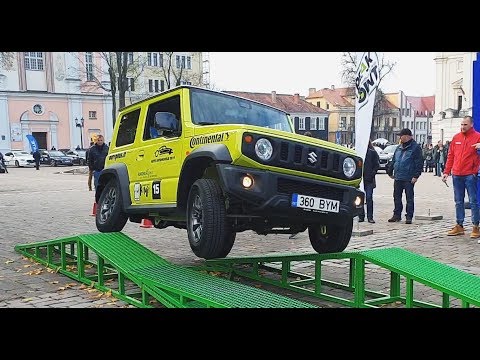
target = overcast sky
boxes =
[209,52,436,97]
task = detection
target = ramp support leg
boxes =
[77,241,85,278]
[314,259,321,295]
[118,272,125,295]
[406,278,414,308]
[354,258,365,307]
[97,257,104,287]
[390,272,400,297]
[442,293,449,308]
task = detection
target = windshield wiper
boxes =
[197,122,220,125]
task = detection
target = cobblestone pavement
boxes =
[0,165,479,308]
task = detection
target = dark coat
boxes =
[388,139,423,181]
[363,147,380,184]
[33,150,41,161]
[88,143,109,171]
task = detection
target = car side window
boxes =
[5,152,12,156]
[143,95,181,141]
[116,108,141,147]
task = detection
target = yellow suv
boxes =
[95,86,364,259]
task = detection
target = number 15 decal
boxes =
[152,181,161,199]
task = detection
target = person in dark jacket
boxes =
[387,128,423,224]
[88,135,109,190]
[32,150,41,170]
[0,152,8,173]
[359,140,380,223]
[85,141,95,191]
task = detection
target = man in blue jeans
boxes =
[387,128,423,224]
[443,116,480,239]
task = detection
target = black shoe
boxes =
[405,219,412,224]
[358,218,365,223]
[368,219,375,224]
[388,216,401,222]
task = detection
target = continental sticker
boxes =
[151,146,175,163]
[189,132,230,148]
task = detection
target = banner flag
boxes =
[26,134,39,153]
[354,52,380,163]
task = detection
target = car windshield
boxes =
[76,150,86,157]
[373,146,382,154]
[383,145,398,154]
[190,88,293,133]
[13,151,30,156]
[49,151,65,157]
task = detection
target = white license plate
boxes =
[291,193,340,213]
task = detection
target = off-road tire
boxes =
[96,179,128,232]
[186,178,235,259]
[308,218,353,253]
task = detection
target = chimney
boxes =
[271,91,277,103]
[308,87,316,96]
[293,93,300,104]
[331,85,335,90]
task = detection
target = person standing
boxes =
[88,135,109,190]
[387,128,423,224]
[442,116,480,238]
[32,149,41,170]
[0,152,8,173]
[359,140,380,223]
[85,141,94,191]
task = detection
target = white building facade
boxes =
[431,52,477,143]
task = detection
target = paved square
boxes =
[1,165,479,307]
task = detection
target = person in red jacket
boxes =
[442,116,480,238]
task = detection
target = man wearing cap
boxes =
[443,116,480,238]
[386,128,423,224]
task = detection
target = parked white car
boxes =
[3,150,35,167]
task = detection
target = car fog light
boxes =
[241,175,254,189]
[354,196,362,206]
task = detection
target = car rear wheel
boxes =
[96,179,128,232]
[15,160,19,167]
[186,178,236,259]
[308,219,353,253]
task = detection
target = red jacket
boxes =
[444,127,480,176]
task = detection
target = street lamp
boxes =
[75,117,84,149]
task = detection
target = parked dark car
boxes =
[40,150,73,166]
[64,149,87,166]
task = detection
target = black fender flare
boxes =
[95,163,132,210]
[177,144,232,211]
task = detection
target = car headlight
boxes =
[254,138,273,161]
[343,157,356,178]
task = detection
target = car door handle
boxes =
[137,151,145,161]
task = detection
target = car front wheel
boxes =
[186,178,235,259]
[96,179,128,232]
[308,219,353,254]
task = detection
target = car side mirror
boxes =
[154,112,179,135]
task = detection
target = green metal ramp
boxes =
[14,233,316,308]
[205,247,480,308]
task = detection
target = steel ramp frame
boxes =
[204,248,480,308]
[14,233,317,308]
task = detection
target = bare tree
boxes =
[74,52,147,127]
[152,52,202,90]
[0,52,14,70]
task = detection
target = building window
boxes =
[340,117,346,130]
[181,56,186,69]
[349,117,355,127]
[89,111,97,119]
[180,80,192,85]
[128,78,135,91]
[85,52,94,81]
[316,102,320,107]
[147,52,152,66]
[153,53,158,67]
[401,108,405,116]
[155,79,159,92]
[458,95,463,111]
[187,56,191,69]
[299,117,305,130]
[176,55,181,68]
[305,116,317,130]
[318,117,326,130]
[326,103,329,110]
[148,79,153,92]
[160,80,165,92]
[116,109,140,147]
[128,52,133,65]
[159,53,163,68]
[24,52,44,71]
[392,117,397,127]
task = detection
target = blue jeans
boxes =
[453,175,479,226]
[359,182,374,220]
[393,180,415,219]
[93,170,102,190]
